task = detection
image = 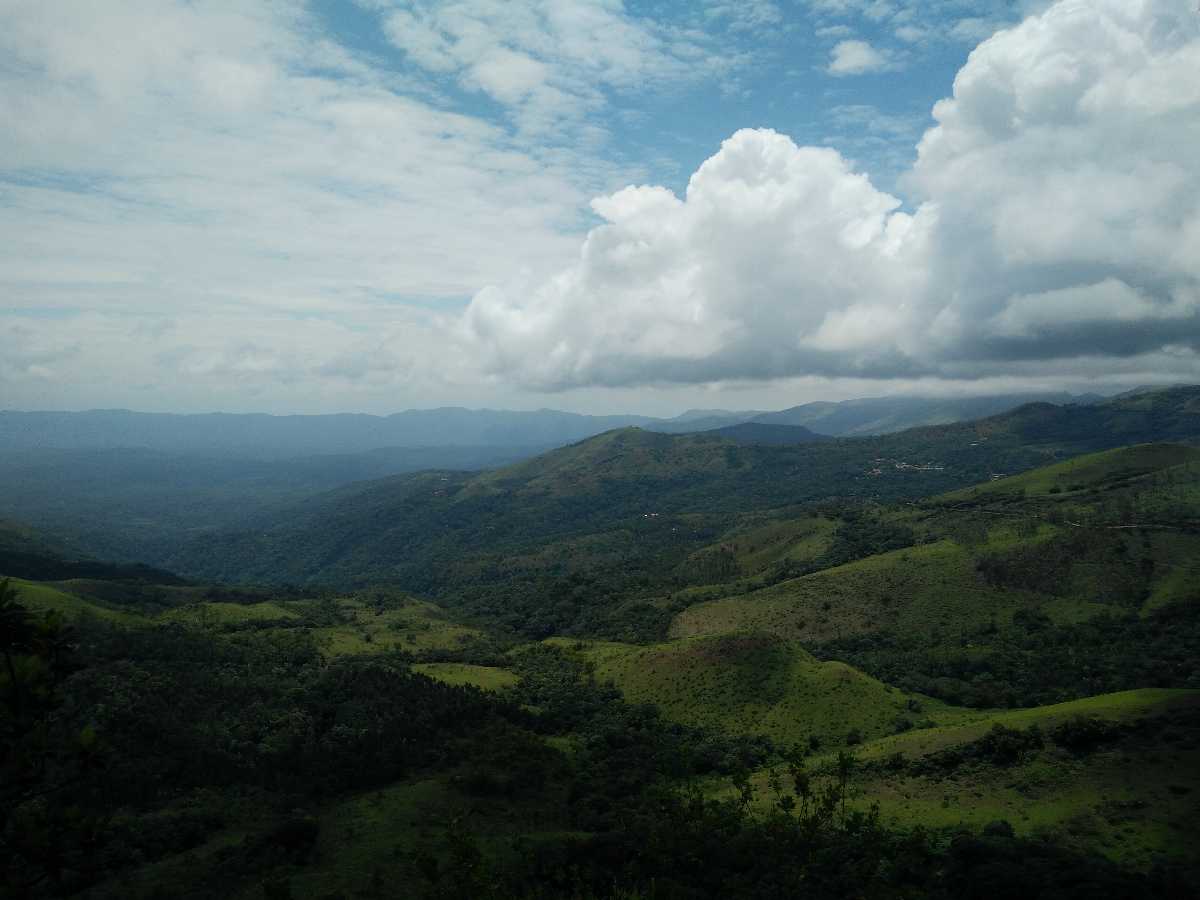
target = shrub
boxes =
[1050,716,1121,754]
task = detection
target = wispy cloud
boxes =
[367,0,732,139]
[0,0,656,409]
[702,0,786,33]
[807,0,1021,52]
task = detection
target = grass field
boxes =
[550,632,975,748]
[412,663,519,691]
[749,689,1200,869]
[163,601,301,626]
[5,577,148,625]
[670,539,1045,645]
[678,515,837,580]
[937,443,1200,502]
[312,597,485,657]
[670,445,1200,649]
[5,573,490,664]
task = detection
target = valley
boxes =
[3,388,1199,898]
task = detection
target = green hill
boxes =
[751,689,1200,870]
[8,399,1200,898]
[550,632,975,748]
[667,443,1200,709]
[938,442,1200,501]
[159,388,1200,641]
[0,516,187,584]
[672,538,1043,644]
[674,442,1200,643]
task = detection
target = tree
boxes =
[1,585,104,895]
[0,579,34,720]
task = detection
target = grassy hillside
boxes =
[8,414,1200,897]
[411,663,519,691]
[672,538,1041,644]
[669,443,1200,705]
[0,572,494,664]
[750,689,1200,870]
[549,633,975,748]
[4,577,150,626]
[938,442,1200,501]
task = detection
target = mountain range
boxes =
[0,391,1107,457]
[3,385,1199,898]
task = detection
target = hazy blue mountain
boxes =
[752,392,1105,436]
[669,408,767,422]
[162,386,1200,589]
[647,413,753,433]
[1,394,1107,457]
[0,444,549,564]
[0,408,655,459]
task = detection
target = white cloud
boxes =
[704,0,785,33]
[910,0,1200,364]
[0,0,650,411]
[464,128,932,387]
[464,0,1200,389]
[826,39,896,75]
[894,24,929,43]
[809,0,1020,51]
[4,0,1198,414]
[373,0,729,137]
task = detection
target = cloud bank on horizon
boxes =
[1,0,1197,414]
[464,0,1200,391]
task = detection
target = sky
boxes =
[1,0,1197,416]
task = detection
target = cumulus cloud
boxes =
[464,129,933,387]
[464,0,1200,389]
[827,39,896,75]
[911,0,1200,366]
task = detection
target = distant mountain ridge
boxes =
[1,391,1116,457]
[162,386,1200,591]
[747,392,1107,436]
[0,408,656,459]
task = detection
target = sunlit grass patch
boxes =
[412,663,518,692]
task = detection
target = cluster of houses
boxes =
[865,458,946,477]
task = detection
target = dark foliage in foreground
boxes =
[3,585,1197,899]
[456,798,1191,900]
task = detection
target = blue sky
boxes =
[313,0,1012,199]
[1,0,1197,415]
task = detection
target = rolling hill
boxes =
[548,632,974,748]
[162,389,1200,632]
[750,688,1200,869]
[4,426,1199,896]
